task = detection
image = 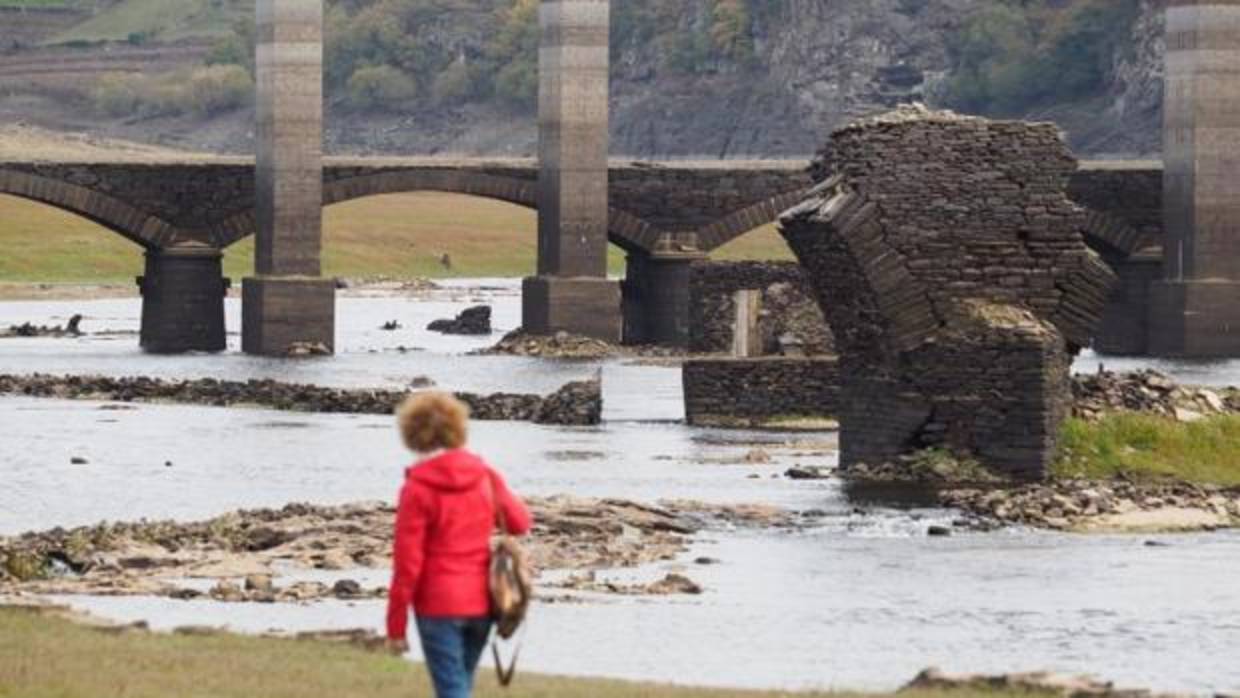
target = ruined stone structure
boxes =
[686,261,833,356]
[243,0,334,356]
[1152,0,1240,357]
[780,108,1116,479]
[683,358,841,427]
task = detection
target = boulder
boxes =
[427,306,491,335]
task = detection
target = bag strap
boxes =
[488,471,509,539]
[492,638,522,687]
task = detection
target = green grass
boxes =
[49,0,250,44]
[0,192,792,283]
[1055,413,1240,487]
[0,607,1037,698]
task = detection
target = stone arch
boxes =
[780,177,940,358]
[211,169,659,253]
[0,168,178,248]
[1082,209,1159,260]
[696,188,811,252]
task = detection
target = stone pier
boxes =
[242,0,335,356]
[138,246,229,354]
[779,107,1116,480]
[621,238,706,347]
[1151,0,1240,357]
[522,0,621,342]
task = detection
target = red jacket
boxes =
[386,449,532,641]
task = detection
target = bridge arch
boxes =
[694,188,811,252]
[0,169,179,248]
[211,170,659,253]
[1081,209,1160,260]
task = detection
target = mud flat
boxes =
[0,498,815,603]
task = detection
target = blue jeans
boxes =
[416,617,493,698]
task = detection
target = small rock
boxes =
[332,579,364,598]
[244,574,275,594]
[927,525,952,537]
[1174,407,1205,423]
[70,456,89,465]
[408,376,436,389]
[380,320,402,331]
[648,573,703,595]
[693,557,721,566]
[785,466,830,480]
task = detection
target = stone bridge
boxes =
[0,154,1166,350]
[0,156,809,255]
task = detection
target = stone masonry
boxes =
[243,0,335,356]
[523,0,621,342]
[780,106,1116,479]
[688,261,834,356]
[1151,1,1240,357]
[683,357,841,427]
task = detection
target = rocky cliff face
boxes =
[0,0,1166,159]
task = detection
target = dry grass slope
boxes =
[0,192,792,282]
[0,607,1036,698]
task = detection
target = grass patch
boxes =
[0,607,1029,698]
[48,0,250,44]
[0,192,794,283]
[1055,413,1240,487]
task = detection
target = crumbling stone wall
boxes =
[781,106,1116,479]
[689,261,834,355]
[683,357,840,427]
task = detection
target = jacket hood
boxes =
[408,450,490,492]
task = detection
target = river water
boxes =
[2,281,1239,693]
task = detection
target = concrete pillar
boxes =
[621,246,706,348]
[1151,1,1240,357]
[522,0,621,342]
[241,0,335,356]
[732,290,763,358]
[138,246,230,354]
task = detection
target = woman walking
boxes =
[386,392,533,698]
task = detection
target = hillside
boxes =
[0,0,1163,159]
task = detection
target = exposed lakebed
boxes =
[1,280,1239,694]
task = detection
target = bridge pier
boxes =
[522,0,621,342]
[241,0,335,356]
[1151,1,1240,357]
[621,241,706,348]
[138,247,229,354]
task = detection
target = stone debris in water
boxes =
[480,329,617,359]
[0,498,803,600]
[2,314,83,338]
[904,666,1189,698]
[0,373,602,426]
[427,305,492,335]
[940,481,1240,533]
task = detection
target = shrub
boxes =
[432,59,482,106]
[346,64,417,110]
[185,64,253,116]
[91,72,144,117]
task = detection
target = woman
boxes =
[386,392,533,698]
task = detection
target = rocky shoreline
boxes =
[0,498,812,602]
[0,373,602,426]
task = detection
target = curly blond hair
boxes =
[396,392,469,453]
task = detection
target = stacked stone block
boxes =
[1152,0,1240,357]
[243,0,335,356]
[523,0,621,342]
[688,261,834,356]
[683,358,841,426]
[781,106,1116,479]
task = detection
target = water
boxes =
[2,286,1239,694]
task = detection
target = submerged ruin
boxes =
[780,106,1117,479]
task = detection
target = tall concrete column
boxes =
[522,0,622,342]
[138,246,230,354]
[241,0,335,356]
[1151,1,1240,357]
